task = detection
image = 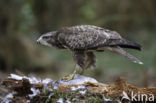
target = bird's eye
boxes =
[43,36,49,39]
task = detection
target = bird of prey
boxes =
[37,25,143,80]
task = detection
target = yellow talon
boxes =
[62,69,77,81]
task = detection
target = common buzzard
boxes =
[37,25,143,80]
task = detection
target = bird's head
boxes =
[37,31,57,47]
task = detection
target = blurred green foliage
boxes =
[0,0,156,86]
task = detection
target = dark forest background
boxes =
[0,0,156,87]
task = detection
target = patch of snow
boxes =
[59,74,98,85]
[70,86,77,91]
[43,83,53,91]
[48,93,54,99]
[26,100,30,103]
[42,78,53,91]
[9,74,23,80]
[9,74,42,84]
[29,87,40,99]
[2,93,13,103]
[29,76,41,84]
[53,81,59,89]
[79,90,86,95]
[72,98,79,102]
[53,85,59,89]
[70,85,85,91]
[57,98,63,103]
[102,94,112,102]
[42,78,53,84]
[65,99,71,103]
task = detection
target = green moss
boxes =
[30,89,117,103]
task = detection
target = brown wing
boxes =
[57,25,122,50]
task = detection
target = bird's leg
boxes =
[62,66,77,81]
[70,69,77,79]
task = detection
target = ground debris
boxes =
[1,74,156,103]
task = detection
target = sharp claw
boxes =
[62,74,74,81]
[62,69,77,81]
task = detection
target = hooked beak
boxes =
[36,37,52,47]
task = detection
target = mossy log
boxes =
[1,74,156,103]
